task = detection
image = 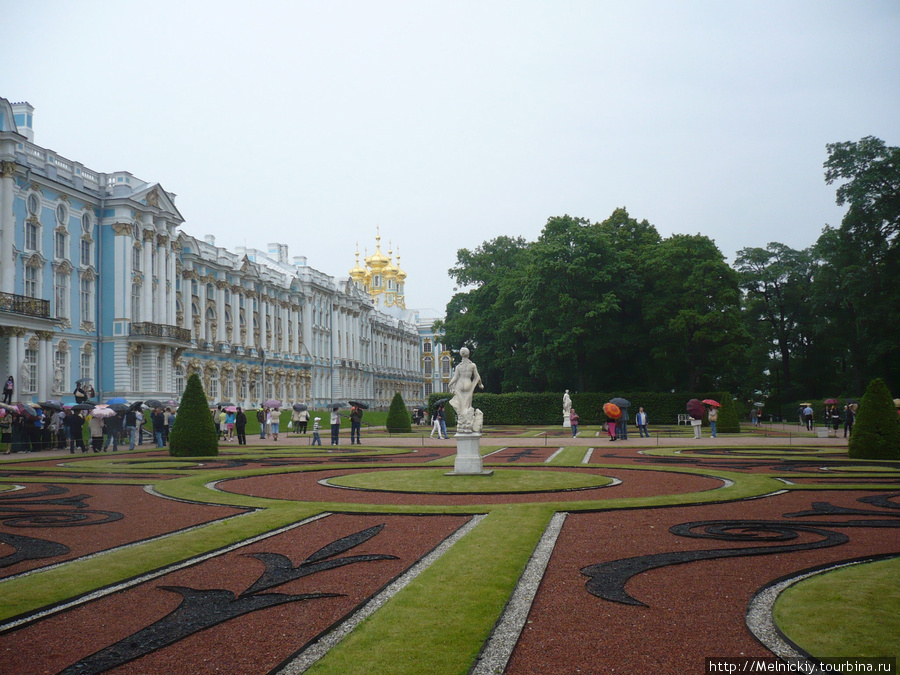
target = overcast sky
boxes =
[5,0,899,311]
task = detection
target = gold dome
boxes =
[349,247,366,281]
[365,231,390,270]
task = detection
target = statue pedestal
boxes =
[446,433,493,476]
[563,415,571,428]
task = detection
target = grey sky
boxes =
[5,0,899,311]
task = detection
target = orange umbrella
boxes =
[603,402,621,419]
[702,399,721,407]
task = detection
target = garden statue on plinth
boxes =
[563,389,572,427]
[446,347,491,475]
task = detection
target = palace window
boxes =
[132,245,142,271]
[23,349,38,393]
[80,238,92,266]
[25,221,39,251]
[54,230,68,259]
[130,353,141,391]
[81,212,92,234]
[27,194,41,217]
[208,371,219,401]
[157,353,165,390]
[56,203,68,226]
[423,355,433,376]
[174,366,185,396]
[80,350,93,382]
[441,355,451,378]
[24,264,39,298]
[54,270,70,318]
[80,277,94,320]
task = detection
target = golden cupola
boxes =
[349,247,367,291]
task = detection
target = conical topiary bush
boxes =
[386,392,412,433]
[848,378,899,460]
[169,373,219,457]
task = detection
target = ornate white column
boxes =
[36,331,53,402]
[245,292,256,351]
[141,225,154,322]
[154,234,166,324]
[302,299,312,358]
[112,223,132,319]
[231,285,242,345]
[0,161,17,293]
[259,296,268,352]
[167,239,178,326]
[216,280,227,345]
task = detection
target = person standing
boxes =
[312,417,322,445]
[103,412,123,452]
[430,406,442,439]
[151,407,166,448]
[257,407,267,439]
[124,408,137,451]
[802,404,814,431]
[843,405,855,438]
[136,409,145,445]
[235,407,247,445]
[437,404,448,439]
[2,376,13,404]
[606,412,618,442]
[635,407,650,438]
[214,407,223,439]
[350,405,363,445]
[268,408,280,441]
[330,408,341,446]
[66,411,87,454]
[569,408,579,438]
[88,413,105,453]
[225,409,236,441]
[298,408,310,434]
[165,408,176,444]
[73,381,87,405]
[707,405,718,438]
[750,408,758,428]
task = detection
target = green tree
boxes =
[169,373,219,457]
[848,378,900,460]
[734,243,814,402]
[644,234,747,391]
[444,236,531,392]
[385,392,411,433]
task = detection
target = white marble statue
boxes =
[449,347,485,434]
[563,389,572,416]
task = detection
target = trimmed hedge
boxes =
[386,392,412,433]
[168,373,219,456]
[428,390,740,432]
[849,378,900,460]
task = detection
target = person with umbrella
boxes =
[291,404,308,434]
[603,403,620,442]
[610,398,631,440]
[101,408,123,452]
[225,407,236,441]
[268,407,281,441]
[87,410,105,452]
[349,403,364,444]
[704,400,720,438]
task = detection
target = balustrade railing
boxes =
[130,322,192,342]
[0,292,51,318]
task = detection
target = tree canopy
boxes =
[441,136,899,406]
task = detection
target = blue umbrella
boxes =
[106,397,128,405]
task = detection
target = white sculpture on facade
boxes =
[563,389,572,427]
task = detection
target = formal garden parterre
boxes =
[0,427,897,674]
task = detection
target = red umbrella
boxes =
[823,398,838,405]
[702,399,721,407]
[603,402,622,419]
[686,399,706,420]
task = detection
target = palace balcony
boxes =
[0,292,51,319]
[130,321,192,344]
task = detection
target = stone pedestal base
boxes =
[445,433,493,476]
[563,415,571,428]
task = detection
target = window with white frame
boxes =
[80,277,94,320]
[156,353,165,391]
[27,193,41,217]
[23,349,38,393]
[174,365,185,396]
[55,230,68,259]
[239,376,247,400]
[441,355,451,378]
[56,203,68,226]
[54,270,69,318]
[424,380,433,396]
[80,350,93,382]
[132,283,142,322]
[208,371,219,401]
[80,238,92,266]
[81,212,92,234]
[130,353,141,391]
[55,348,68,392]
[25,220,39,251]
[423,355,433,376]
[224,376,234,400]
[24,264,39,298]
[132,245,142,272]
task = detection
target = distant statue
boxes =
[53,366,63,392]
[449,347,485,434]
[20,362,29,391]
[563,390,572,416]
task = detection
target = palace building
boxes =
[0,97,428,409]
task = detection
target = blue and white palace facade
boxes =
[0,97,425,409]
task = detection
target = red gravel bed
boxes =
[0,483,247,579]
[0,513,470,674]
[505,490,899,674]
[219,466,722,507]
